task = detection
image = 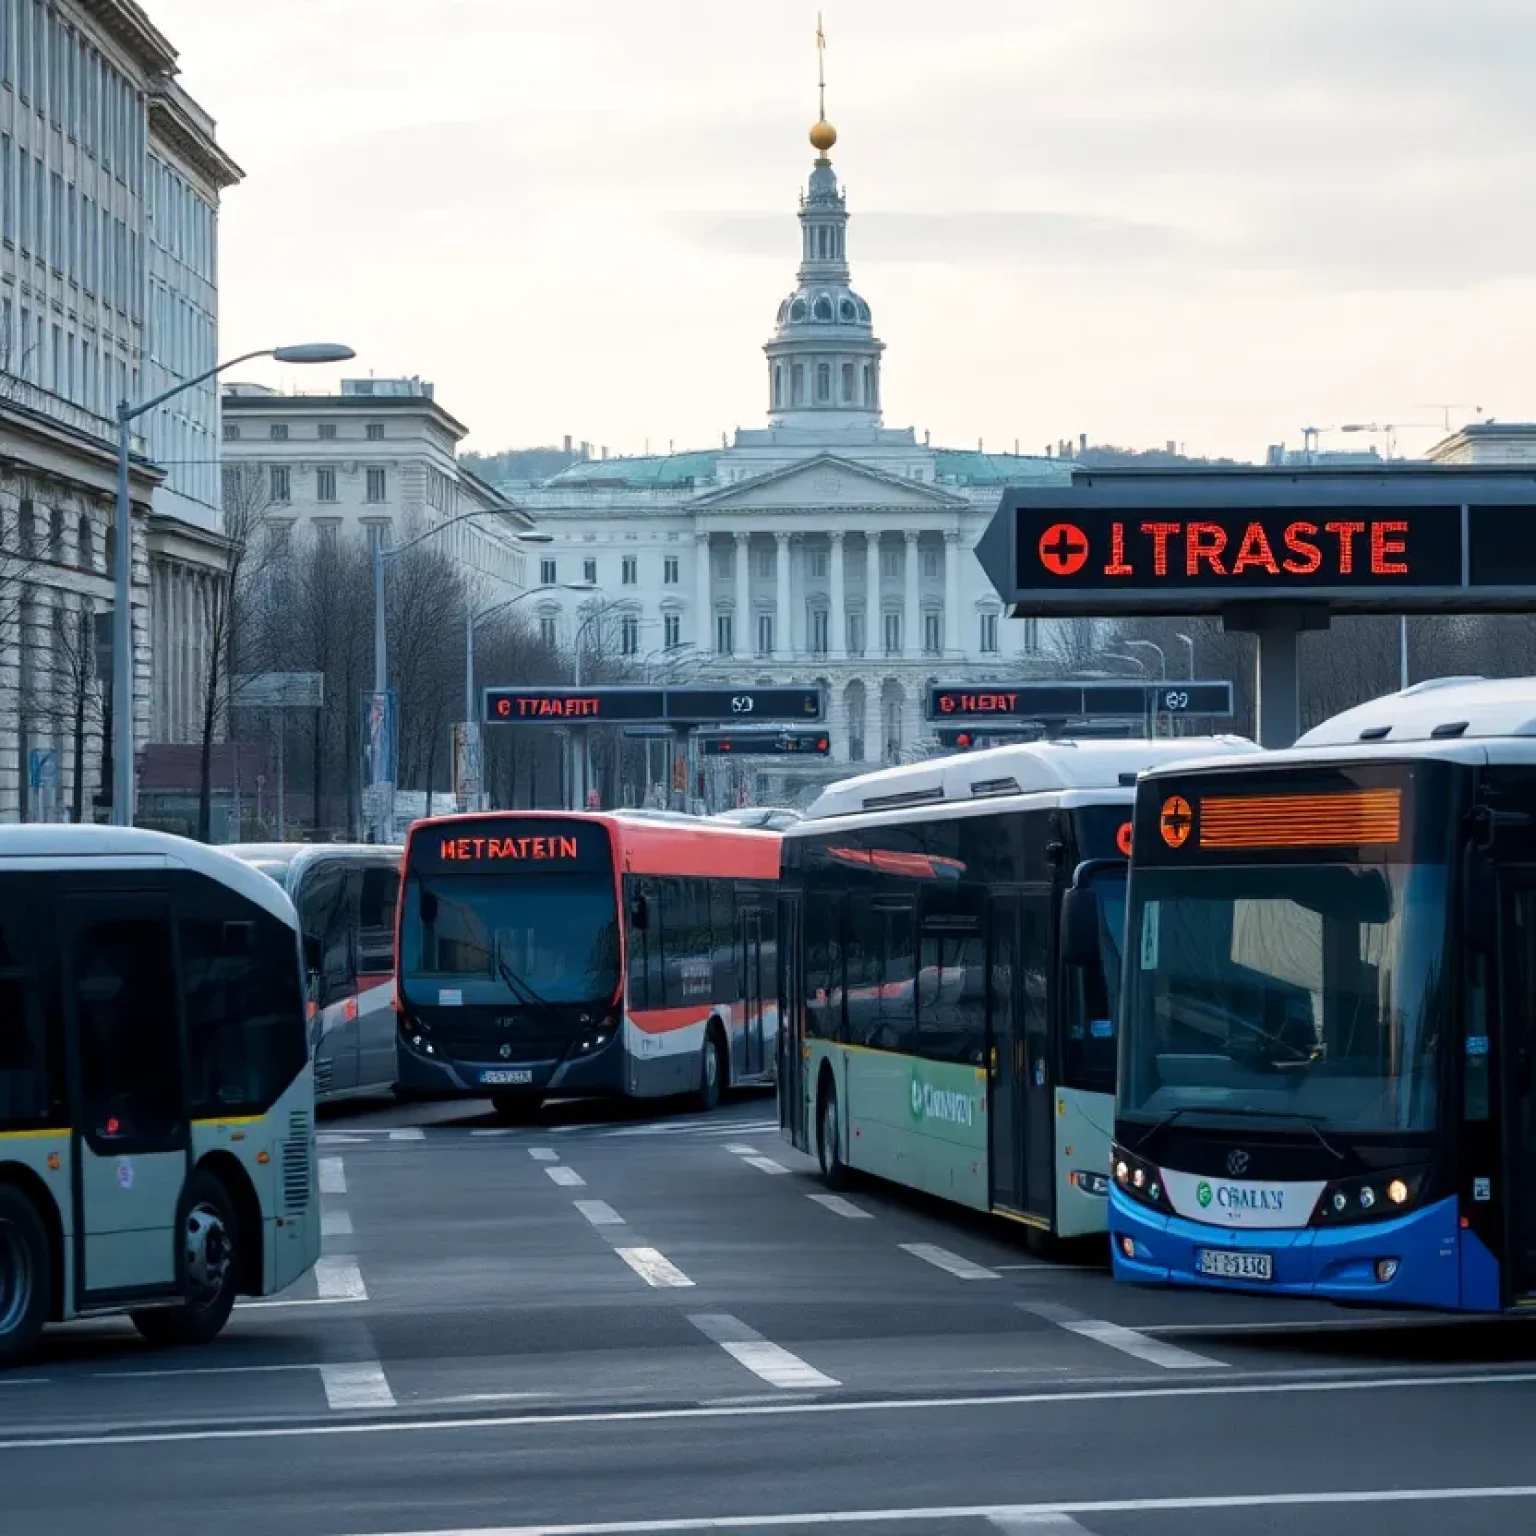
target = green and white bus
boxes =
[777,736,1257,1247]
[0,826,320,1367]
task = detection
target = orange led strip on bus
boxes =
[1197,789,1402,849]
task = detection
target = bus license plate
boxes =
[480,1069,533,1086]
[1196,1249,1273,1281]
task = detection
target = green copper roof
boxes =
[545,452,720,488]
[931,450,1073,486]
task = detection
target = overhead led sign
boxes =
[697,731,831,757]
[484,685,825,727]
[975,475,1536,616]
[926,681,1234,723]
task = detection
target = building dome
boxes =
[809,118,837,155]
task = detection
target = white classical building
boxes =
[0,0,238,818]
[221,376,533,593]
[509,112,1072,798]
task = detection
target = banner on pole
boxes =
[452,721,482,809]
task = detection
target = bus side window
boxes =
[876,902,917,1054]
[357,865,399,978]
[710,880,735,996]
[0,878,59,1131]
[302,864,356,1008]
[805,892,843,1042]
[628,879,651,1011]
[918,924,984,1066]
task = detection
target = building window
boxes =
[1021,616,1040,653]
[881,547,901,580]
[318,423,337,440]
[540,557,557,585]
[664,612,681,649]
[365,467,387,503]
[791,364,805,405]
[883,611,901,656]
[583,557,597,584]
[621,556,637,585]
[316,467,337,502]
[772,365,783,408]
[317,522,339,553]
[756,613,774,656]
[714,547,732,579]
[663,556,679,584]
[366,423,384,441]
[883,698,903,762]
[816,363,831,402]
[809,608,828,655]
[842,362,855,403]
[269,423,288,441]
[540,614,558,649]
[847,611,864,657]
[923,612,942,656]
[716,612,734,655]
[366,522,391,555]
[753,547,774,579]
[620,614,639,655]
[808,548,828,579]
[269,465,291,503]
[222,422,240,440]
[922,548,940,579]
[980,611,999,654]
[77,515,94,572]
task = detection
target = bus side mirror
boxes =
[1061,887,1101,968]
[629,894,650,932]
[302,933,323,974]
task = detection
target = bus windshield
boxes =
[403,873,621,1005]
[1121,861,1447,1133]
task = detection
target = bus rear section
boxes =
[396,815,626,1113]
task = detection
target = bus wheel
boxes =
[817,1076,848,1188]
[491,1093,543,1123]
[695,1027,724,1113]
[0,1185,49,1369]
[131,1170,239,1348]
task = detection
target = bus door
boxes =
[61,890,189,1301]
[300,861,360,1097]
[738,897,767,1079]
[1019,889,1055,1224]
[1499,876,1536,1296]
[989,890,1054,1224]
[986,893,1023,1210]
[777,891,805,1139]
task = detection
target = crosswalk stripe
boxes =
[689,1313,839,1390]
[314,1257,368,1302]
[616,1247,694,1288]
[546,1166,586,1188]
[807,1193,872,1220]
[318,1157,347,1196]
[900,1242,1000,1280]
[1020,1302,1227,1370]
[321,1210,353,1238]
[742,1156,790,1175]
[989,1515,1093,1531]
[574,1200,625,1227]
[529,1148,559,1162]
[319,1361,395,1410]
[388,1128,424,1142]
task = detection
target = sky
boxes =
[148,0,1534,461]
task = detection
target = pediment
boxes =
[691,454,967,512]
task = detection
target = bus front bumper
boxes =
[1108,1187,1466,1309]
[396,1031,625,1098]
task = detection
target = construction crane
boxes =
[1339,422,1440,460]
[1300,426,1333,462]
[1414,403,1484,433]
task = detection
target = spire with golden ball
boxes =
[810,13,837,161]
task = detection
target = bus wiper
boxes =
[1134,1105,1343,1161]
[494,954,556,1013]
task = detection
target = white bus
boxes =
[0,826,320,1367]
[778,737,1257,1250]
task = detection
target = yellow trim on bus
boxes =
[991,1205,1051,1232]
[193,1115,265,1128]
[0,1127,68,1141]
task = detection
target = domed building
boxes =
[510,111,1072,803]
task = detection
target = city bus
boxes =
[1110,677,1536,1311]
[395,811,781,1118]
[0,826,319,1367]
[776,736,1257,1249]
[227,843,403,1103]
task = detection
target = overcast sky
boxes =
[148,0,1531,461]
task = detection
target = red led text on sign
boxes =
[1037,520,1411,581]
[937,691,1021,715]
[439,835,580,862]
[494,694,603,720]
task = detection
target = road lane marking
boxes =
[321,1210,353,1238]
[724,1144,757,1154]
[333,1485,1536,1533]
[689,1313,839,1390]
[471,1129,520,1137]
[317,1133,367,1146]
[1020,1302,1225,1371]
[995,1264,1103,1274]
[319,1361,396,1410]
[529,1148,560,1162]
[235,1296,358,1311]
[742,1156,790,1175]
[0,1379,46,1387]
[319,1157,347,1196]
[94,1363,319,1381]
[4,1369,1536,1450]
[574,1200,625,1227]
[388,1129,425,1142]
[806,1194,872,1220]
[545,1166,586,1188]
[900,1242,1000,1280]
[1140,1316,1423,1335]
[315,1257,369,1302]
[616,1247,694,1288]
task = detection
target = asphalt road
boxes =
[6,1091,1536,1536]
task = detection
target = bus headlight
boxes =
[1312,1170,1424,1226]
[1110,1145,1172,1213]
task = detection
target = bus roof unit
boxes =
[797,736,1260,823]
[1294,676,1536,747]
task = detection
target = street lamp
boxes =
[112,341,355,826]
[1175,632,1196,679]
[1125,638,1167,678]
[465,581,595,728]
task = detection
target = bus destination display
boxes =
[926,681,1234,722]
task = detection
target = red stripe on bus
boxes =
[629,1005,714,1035]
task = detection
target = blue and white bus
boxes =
[1109,678,1536,1312]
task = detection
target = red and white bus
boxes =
[395,812,781,1118]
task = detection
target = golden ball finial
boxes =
[810,118,837,155]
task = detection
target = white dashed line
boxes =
[689,1313,840,1390]
[742,1156,790,1175]
[388,1128,424,1142]
[319,1361,396,1410]
[724,1144,758,1155]
[546,1166,586,1188]
[314,1257,369,1302]
[616,1247,695,1288]
[528,1148,559,1162]
[470,1128,519,1137]
[574,1200,625,1227]
[990,1516,1093,1532]
[900,1242,1000,1280]
[1020,1302,1227,1370]
[806,1193,872,1220]
[318,1157,347,1196]
[321,1210,353,1238]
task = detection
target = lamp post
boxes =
[1125,638,1167,678]
[1175,631,1196,679]
[112,342,354,827]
